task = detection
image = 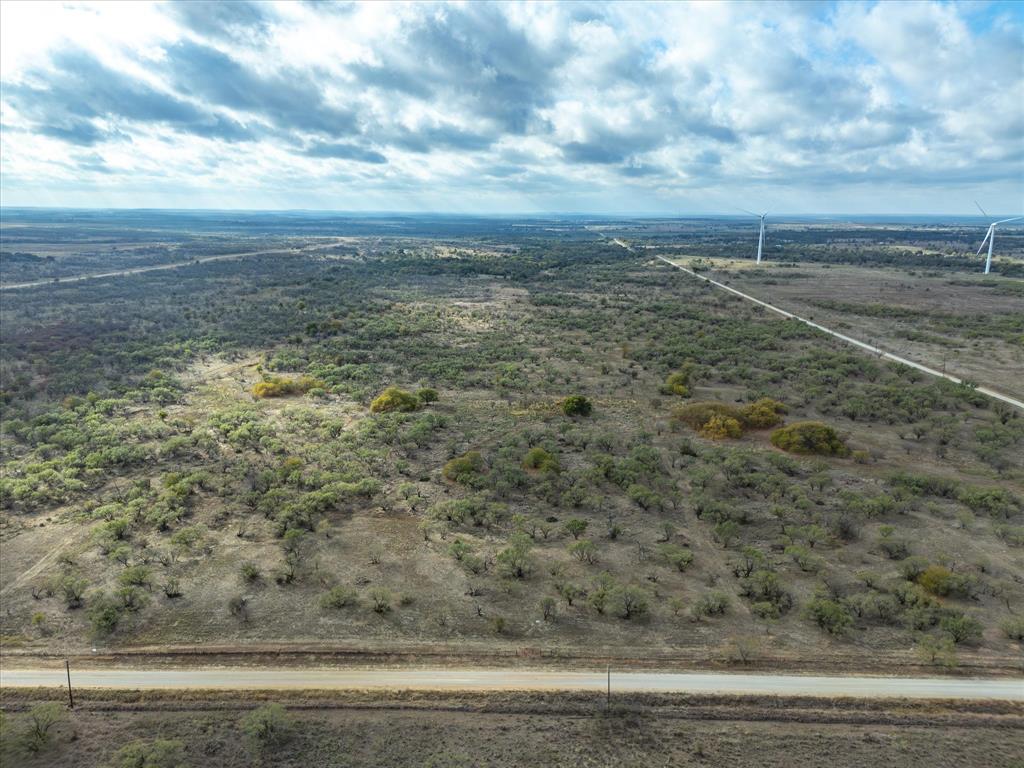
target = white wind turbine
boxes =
[739,208,768,264]
[974,201,1024,275]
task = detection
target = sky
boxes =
[0,0,1022,215]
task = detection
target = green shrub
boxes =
[1001,616,1024,641]
[561,395,593,417]
[804,596,853,635]
[692,592,730,619]
[770,421,849,456]
[940,613,983,644]
[658,543,694,572]
[370,386,421,413]
[608,585,649,619]
[522,446,559,473]
[442,450,486,484]
[320,586,357,609]
[242,704,292,750]
[416,387,439,404]
[87,592,123,636]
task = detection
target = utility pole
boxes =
[606,665,610,709]
[65,659,74,709]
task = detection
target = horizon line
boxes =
[1,206,1021,220]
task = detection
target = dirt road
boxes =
[2,666,1021,699]
[0,238,352,291]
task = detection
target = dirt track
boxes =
[3,666,1022,700]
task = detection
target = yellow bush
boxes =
[252,375,324,398]
[369,386,420,413]
[699,414,743,440]
[740,397,787,429]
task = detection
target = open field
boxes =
[693,262,1024,402]
[1,688,1022,768]
[1,212,1022,677]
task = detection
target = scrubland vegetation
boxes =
[0,213,1022,672]
[2,688,1021,768]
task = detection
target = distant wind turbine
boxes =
[974,201,1024,275]
[739,208,768,264]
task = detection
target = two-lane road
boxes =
[2,666,1022,700]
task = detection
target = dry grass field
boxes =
[708,262,1024,401]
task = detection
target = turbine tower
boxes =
[975,202,1024,275]
[740,209,769,264]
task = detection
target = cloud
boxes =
[0,0,1020,213]
[302,141,386,164]
[163,41,358,137]
[5,48,254,142]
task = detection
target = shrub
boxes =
[320,586,357,609]
[562,395,593,417]
[563,518,589,539]
[416,387,439,404]
[739,398,787,429]
[370,386,421,413]
[496,533,533,579]
[770,421,849,456]
[442,450,486,485]
[658,543,694,572]
[228,595,249,622]
[700,414,743,440]
[240,562,261,583]
[663,369,692,397]
[87,592,123,635]
[242,704,292,750]
[609,585,649,619]
[674,402,742,431]
[252,375,324,399]
[917,565,953,596]
[940,613,983,644]
[916,635,957,668]
[674,397,785,435]
[114,738,185,768]
[568,538,598,564]
[692,592,730,620]
[522,446,559,473]
[1001,616,1024,641]
[20,702,65,754]
[804,596,853,635]
[369,587,393,613]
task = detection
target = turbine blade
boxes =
[994,215,1024,225]
[975,200,989,218]
[976,226,992,256]
[737,207,759,217]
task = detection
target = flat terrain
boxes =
[705,261,1024,402]
[1,212,1022,677]
[1,688,1022,768]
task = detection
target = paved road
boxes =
[2,666,1021,699]
[613,240,1022,410]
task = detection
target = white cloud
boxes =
[0,0,1021,213]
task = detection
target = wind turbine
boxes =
[974,201,1024,275]
[740,208,768,264]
